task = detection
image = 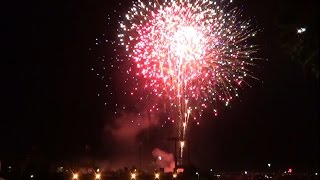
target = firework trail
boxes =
[116,0,259,163]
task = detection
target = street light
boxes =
[155,173,160,179]
[173,173,177,178]
[297,27,306,34]
[95,173,101,180]
[73,173,79,180]
[268,163,271,168]
[196,172,199,180]
[131,173,137,180]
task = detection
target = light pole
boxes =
[267,163,271,174]
[196,172,199,180]
[168,137,178,170]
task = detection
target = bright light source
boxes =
[210,169,213,172]
[30,174,34,178]
[177,168,184,173]
[288,168,293,173]
[180,141,185,148]
[57,166,64,173]
[244,171,248,175]
[173,173,177,178]
[97,168,100,173]
[315,172,318,176]
[155,173,160,179]
[297,27,306,34]
[196,172,199,175]
[268,163,271,167]
[73,173,79,179]
[95,173,101,179]
[131,173,136,180]
[158,156,162,160]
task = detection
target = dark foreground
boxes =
[1,171,319,180]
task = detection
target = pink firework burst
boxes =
[117,0,259,157]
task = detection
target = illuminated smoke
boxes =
[152,148,175,172]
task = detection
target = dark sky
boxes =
[2,0,318,171]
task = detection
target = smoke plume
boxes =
[104,112,160,169]
[152,148,175,172]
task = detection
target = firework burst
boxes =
[114,0,259,162]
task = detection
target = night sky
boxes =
[2,0,318,171]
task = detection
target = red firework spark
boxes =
[118,0,259,141]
